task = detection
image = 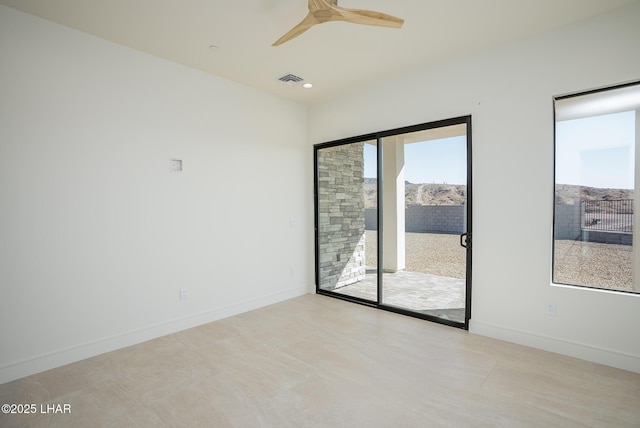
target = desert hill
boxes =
[363,181,633,209]
[364,181,466,208]
[555,184,633,205]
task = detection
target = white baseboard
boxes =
[0,286,311,385]
[469,320,640,374]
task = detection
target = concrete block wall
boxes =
[317,143,366,290]
[406,205,466,233]
[365,208,378,230]
[581,230,633,245]
[546,200,631,244]
[554,200,582,240]
[365,205,466,233]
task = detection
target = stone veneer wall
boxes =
[317,143,366,290]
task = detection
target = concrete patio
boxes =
[331,268,466,324]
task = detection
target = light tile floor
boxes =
[332,269,466,323]
[1,294,639,427]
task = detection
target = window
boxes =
[553,82,640,293]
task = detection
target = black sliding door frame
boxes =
[314,115,472,329]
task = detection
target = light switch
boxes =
[170,159,182,172]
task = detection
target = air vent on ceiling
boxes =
[278,73,304,86]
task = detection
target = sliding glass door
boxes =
[315,116,472,329]
[379,124,469,325]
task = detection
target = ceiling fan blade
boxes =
[331,6,404,28]
[272,13,320,46]
[272,1,404,46]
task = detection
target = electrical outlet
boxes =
[180,288,188,300]
[546,302,556,316]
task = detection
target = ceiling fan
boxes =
[273,0,404,46]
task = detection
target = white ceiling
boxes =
[1,0,637,105]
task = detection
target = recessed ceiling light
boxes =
[208,45,218,50]
[302,83,314,89]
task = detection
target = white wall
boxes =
[309,3,640,373]
[0,5,312,384]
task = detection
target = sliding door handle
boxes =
[460,233,471,249]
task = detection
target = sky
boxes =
[362,110,636,189]
[364,136,467,185]
[556,110,635,189]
